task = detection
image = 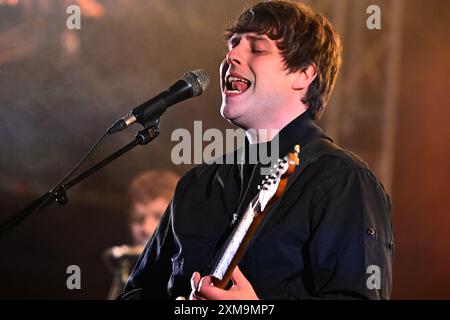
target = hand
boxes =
[189,266,259,300]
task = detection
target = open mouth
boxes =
[224,74,252,96]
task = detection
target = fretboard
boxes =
[210,197,259,280]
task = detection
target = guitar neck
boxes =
[208,147,300,290]
[210,195,266,289]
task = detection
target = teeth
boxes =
[224,74,251,94]
[227,76,250,84]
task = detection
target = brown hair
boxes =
[127,170,179,206]
[226,0,342,120]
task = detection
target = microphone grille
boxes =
[183,69,210,96]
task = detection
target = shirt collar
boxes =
[240,110,332,164]
[277,110,332,156]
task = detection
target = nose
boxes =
[226,46,242,66]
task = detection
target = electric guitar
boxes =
[178,145,300,299]
[210,145,300,289]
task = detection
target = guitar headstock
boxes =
[257,145,300,212]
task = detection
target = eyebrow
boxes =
[228,34,270,47]
[245,35,269,42]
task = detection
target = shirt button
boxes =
[388,240,394,249]
[367,227,376,236]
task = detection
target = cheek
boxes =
[130,224,141,236]
[144,217,159,231]
[258,72,292,96]
[253,60,286,86]
[254,76,283,95]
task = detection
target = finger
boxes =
[189,290,207,300]
[197,276,230,300]
[190,271,201,292]
[189,291,197,300]
[230,265,247,288]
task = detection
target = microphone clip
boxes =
[136,118,160,145]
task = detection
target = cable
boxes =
[0,128,110,237]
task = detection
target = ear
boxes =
[292,63,317,91]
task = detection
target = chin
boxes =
[221,101,254,128]
[220,102,234,120]
[221,98,243,115]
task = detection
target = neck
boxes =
[245,128,278,144]
[244,106,309,144]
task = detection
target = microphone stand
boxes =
[0,118,161,237]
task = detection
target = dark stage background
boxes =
[0,0,449,299]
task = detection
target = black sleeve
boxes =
[122,200,177,299]
[305,168,394,299]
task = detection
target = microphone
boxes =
[108,69,210,134]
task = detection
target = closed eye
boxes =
[251,47,267,54]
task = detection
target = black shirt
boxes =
[123,111,394,299]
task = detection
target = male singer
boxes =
[122,0,394,300]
